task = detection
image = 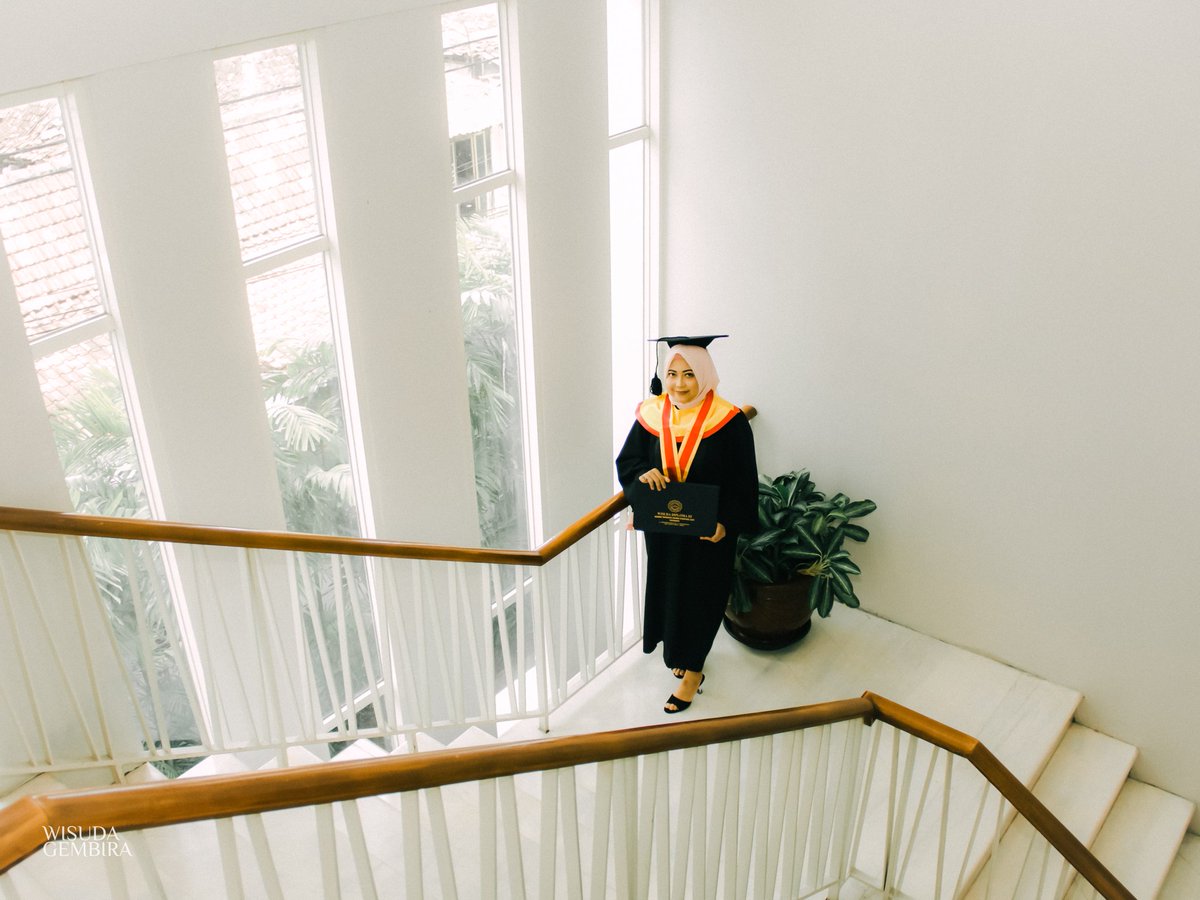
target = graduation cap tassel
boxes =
[650,374,662,396]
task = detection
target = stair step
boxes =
[1064,779,1194,900]
[121,763,167,784]
[332,738,388,762]
[1160,832,1200,900]
[964,724,1136,899]
[178,753,250,778]
[0,774,67,809]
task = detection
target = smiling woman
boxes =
[616,334,758,714]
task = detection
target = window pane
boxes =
[0,98,106,341]
[443,4,509,186]
[35,334,151,517]
[607,0,646,134]
[215,46,321,260]
[247,255,361,538]
[457,188,529,549]
[609,141,647,461]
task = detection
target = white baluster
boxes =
[127,830,167,899]
[480,779,498,900]
[704,741,735,899]
[721,740,744,900]
[491,565,519,717]
[215,818,245,899]
[591,761,615,900]
[624,753,643,900]
[315,804,341,897]
[559,767,585,900]
[245,814,284,899]
[283,552,319,741]
[401,790,424,897]
[342,555,384,734]
[581,532,600,677]
[340,799,379,900]
[539,769,560,899]
[933,749,953,900]
[655,751,673,899]
[123,542,170,756]
[103,837,130,898]
[498,776,528,900]
[750,736,774,899]
[895,739,941,890]
[778,731,806,897]
[242,554,282,744]
[845,721,883,883]
[480,566,499,721]
[828,720,867,890]
[57,536,116,762]
[410,561,433,725]
[530,565,550,723]
[425,787,460,900]
[762,732,798,899]
[191,547,232,749]
[810,723,835,886]
[380,559,422,730]
[327,553,355,733]
[951,780,993,898]
[444,559,467,721]
[452,564,488,720]
[734,737,765,897]
[15,533,105,759]
[597,522,617,665]
[0,537,58,764]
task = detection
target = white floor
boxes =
[513,606,1081,792]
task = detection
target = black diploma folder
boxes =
[630,481,719,536]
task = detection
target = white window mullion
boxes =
[28,313,113,358]
[451,169,515,203]
[241,235,331,281]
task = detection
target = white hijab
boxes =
[665,344,720,410]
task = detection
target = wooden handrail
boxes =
[865,692,1135,900]
[0,690,1135,900]
[0,694,865,873]
[0,406,755,566]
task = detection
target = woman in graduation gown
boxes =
[616,336,758,713]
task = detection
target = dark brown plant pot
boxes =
[723,575,815,651]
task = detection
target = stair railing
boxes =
[0,407,753,780]
[0,694,1133,899]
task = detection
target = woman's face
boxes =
[664,354,699,405]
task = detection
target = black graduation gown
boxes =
[616,408,758,672]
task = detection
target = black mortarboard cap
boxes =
[647,334,728,395]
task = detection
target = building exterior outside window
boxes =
[443,3,535,551]
[0,95,201,754]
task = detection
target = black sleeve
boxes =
[616,420,656,506]
[718,413,759,536]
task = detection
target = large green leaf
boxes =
[842,524,870,542]
[843,499,878,518]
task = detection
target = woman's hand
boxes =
[700,522,726,543]
[639,468,670,491]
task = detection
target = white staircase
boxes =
[1,608,1194,898]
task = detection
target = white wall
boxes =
[1,0,617,546]
[1,0,617,770]
[660,0,1200,826]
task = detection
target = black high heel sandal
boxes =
[664,674,704,714]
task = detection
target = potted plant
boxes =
[723,470,876,650]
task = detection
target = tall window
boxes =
[214,43,366,539]
[0,95,199,752]
[215,45,379,727]
[442,4,534,550]
[607,0,655,463]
